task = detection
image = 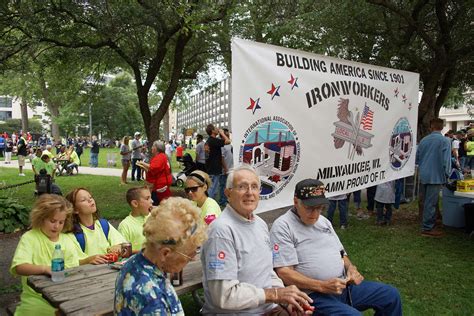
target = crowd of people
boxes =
[9,162,404,315]
[11,118,470,315]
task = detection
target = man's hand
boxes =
[265,285,313,314]
[320,278,347,295]
[346,265,364,285]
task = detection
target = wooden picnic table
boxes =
[27,260,203,316]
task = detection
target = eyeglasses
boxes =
[232,183,260,193]
[175,250,197,261]
[303,205,327,213]
[185,185,203,193]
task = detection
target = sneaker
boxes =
[340,225,347,230]
[421,229,444,237]
[19,173,25,176]
[356,211,369,219]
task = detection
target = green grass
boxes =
[1,167,473,315]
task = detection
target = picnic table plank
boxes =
[27,261,203,316]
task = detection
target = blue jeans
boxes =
[420,183,441,231]
[90,152,98,167]
[219,174,228,206]
[327,199,348,226]
[131,158,142,181]
[208,174,220,200]
[352,190,361,209]
[309,281,402,316]
[394,178,404,209]
[376,201,393,223]
[459,156,467,171]
[366,186,376,211]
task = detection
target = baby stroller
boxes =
[175,153,196,187]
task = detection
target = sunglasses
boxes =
[184,185,203,193]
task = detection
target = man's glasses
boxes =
[232,183,261,193]
[175,250,197,261]
[185,185,203,193]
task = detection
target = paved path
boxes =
[1,159,181,178]
[1,159,123,176]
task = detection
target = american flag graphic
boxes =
[360,105,374,130]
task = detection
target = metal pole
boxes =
[89,103,92,140]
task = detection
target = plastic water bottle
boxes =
[51,244,65,282]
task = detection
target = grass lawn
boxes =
[1,167,473,315]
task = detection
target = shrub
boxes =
[0,197,29,233]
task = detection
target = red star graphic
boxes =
[246,97,261,114]
[288,75,296,85]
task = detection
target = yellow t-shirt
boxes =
[200,197,222,223]
[118,214,149,252]
[10,229,81,316]
[68,219,126,257]
[69,151,80,165]
[31,157,42,173]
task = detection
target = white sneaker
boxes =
[19,173,25,176]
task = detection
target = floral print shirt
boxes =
[114,252,184,315]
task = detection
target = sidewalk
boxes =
[1,160,180,178]
[1,159,122,177]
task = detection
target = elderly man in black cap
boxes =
[270,179,402,315]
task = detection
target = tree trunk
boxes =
[163,110,169,141]
[49,103,60,142]
[20,99,28,132]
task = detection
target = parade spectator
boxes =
[42,145,54,159]
[12,131,17,145]
[201,164,312,315]
[140,141,173,205]
[185,170,221,225]
[31,148,43,176]
[165,140,173,159]
[65,145,80,175]
[219,128,233,207]
[17,132,28,176]
[10,194,80,316]
[270,178,402,315]
[458,131,467,171]
[416,118,451,237]
[374,180,395,226]
[176,142,184,162]
[75,137,84,165]
[65,188,126,264]
[0,133,5,158]
[465,130,474,170]
[114,197,206,315]
[195,134,206,171]
[120,136,132,185]
[327,193,349,229]
[118,187,153,253]
[205,124,230,200]
[89,135,99,167]
[131,132,143,181]
[5,137,13,164]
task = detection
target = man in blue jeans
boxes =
[270,178,402,315]
[204,124,230,200]
[416,118,451,237]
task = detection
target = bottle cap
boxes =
[55,244,61,249]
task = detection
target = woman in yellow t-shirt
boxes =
[185,170,221,225]
[10,194,81,316]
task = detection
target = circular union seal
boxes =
[239,117,300,199]
[389,117,413,170]
[218,251,225,260]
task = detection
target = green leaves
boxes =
[0,197,29,233]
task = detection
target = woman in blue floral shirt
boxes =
[114,197,207,315]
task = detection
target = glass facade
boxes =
[177,77,231,135]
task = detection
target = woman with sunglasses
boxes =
[185,170,222,225]
[114,197,207,315]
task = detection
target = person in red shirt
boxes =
[139,141,172,205]
[176,142,184,162]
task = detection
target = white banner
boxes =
[231,38,419,213]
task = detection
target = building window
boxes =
[0,97,13,108]
[0,110,12,121]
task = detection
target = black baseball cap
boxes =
[294,179,329,207]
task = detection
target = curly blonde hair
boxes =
[30,194,73,232]
[143,197,207,251]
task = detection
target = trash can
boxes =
[442,187,467,228]
[464,203,474,234]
